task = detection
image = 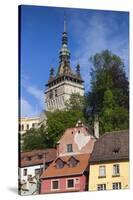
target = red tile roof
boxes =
[40,153,90,179]
[20,148,57,167]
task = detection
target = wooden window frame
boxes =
[51,179,60,191]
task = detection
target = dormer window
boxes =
[68,157,79,167]
[67,144,73,153]
[27,156,32,161]
[55,158,65,169]
[113,148,120,154]
[38,154,43,159]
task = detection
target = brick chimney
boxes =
[94,114,99,138]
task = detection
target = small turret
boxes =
[49,67,54,80]
[76,63,81,77]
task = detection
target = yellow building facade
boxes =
[89,161,129,191]
[88,130,129,191]
[19,117,40,135]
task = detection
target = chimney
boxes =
[94,114,99,138]
[76,120,83,127]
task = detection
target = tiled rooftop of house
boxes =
[40,153,90,179]
[20,148,57,167]
[90,130,129,163]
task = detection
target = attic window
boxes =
[68,157,79,167]
[38,155,43,159]
[56,159,64,169]
[113,148,120,154]
[27,156,32,161]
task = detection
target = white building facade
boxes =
[19,117,40,135]
[19,149,57,195]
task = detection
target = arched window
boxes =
[21,124,24,131]
[27,124,29,130]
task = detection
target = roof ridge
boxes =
[97,129,129,142]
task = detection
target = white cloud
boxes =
[22,75,44,107]
[69,12,129,91]
[21,76,45,117]
[26,85,44,107]
[21,97,40,117]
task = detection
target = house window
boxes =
[32,123,35,128]
[27,156,32,161]
[67,144,73,153]
[21,124,24,131]
[99,166,106,177]
[26,124,29,130]
[113,164,120,176]
[67,179,74,188]
[68,157,78,167]
[35,168,41,176]
[97,184,106,191]
[19,124,21,131]
[38,154,43,159]
[23,169,27,176]
[56,159,64,168]
[112,182,121,190]
[52,180,59,189]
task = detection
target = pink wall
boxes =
[41,175,87,194]
[57,126,95,157]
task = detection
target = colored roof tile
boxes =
[20,148,57,167]
[40,153,90,179]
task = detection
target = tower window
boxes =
[55,89,57,97]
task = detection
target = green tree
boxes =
[46,107,85,147]
[22,94,86,152]
[87,50,129,134]
[22,125,50,152]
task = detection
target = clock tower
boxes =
[45,16,84,111]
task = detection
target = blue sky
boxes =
[20,5,129,118]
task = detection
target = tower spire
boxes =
[57,13,71,75]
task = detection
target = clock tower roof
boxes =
[46,15,84,87]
